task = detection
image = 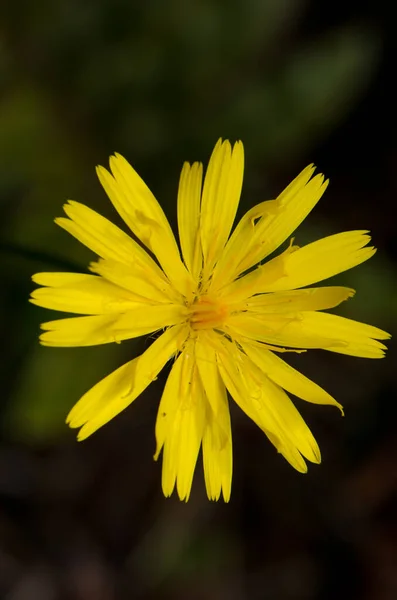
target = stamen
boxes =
[188,295,229,330]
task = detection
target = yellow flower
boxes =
[31,139,390,502]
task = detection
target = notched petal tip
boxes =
[109,152,130,176]
[311,444,321,465]
[300,163,316,178]
[321,177,330,191]
[95,164,110,179]
[370,347,388,359]
[232,139,244,152]
[76,428,90,442]
[61,200,81,217]
[54,216,66,227]
[88,260,100,273]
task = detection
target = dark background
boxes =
[1,1,396,598]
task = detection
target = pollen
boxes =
[188,294,229,330]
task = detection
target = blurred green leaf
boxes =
[3,342,136,443]
[212,25,381,164]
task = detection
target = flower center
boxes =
[188,294,229,331]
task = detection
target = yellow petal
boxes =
[215,337,320,466]
[243,286,355,313]
[226,312,389,358]
[294,312,390,358]
[195,332,227,417]
[200,139,244,277]
[89,259,179,304]
[97,156,193,298]
[31,273,145,314]
[219,243,296,303]
[241,342,343,411]
[194,332,233,501]
[261,429,309,472]
[155,342,206,501]
[40,314,122,346]
[201,382,232,502]
[114,304,187,334]
[32,272,96,287]
[177,161,203,280]
[253,231,375,294]
[270,435,309,473]
[67,324,189,439]
[226,314,338,350]
[56,201,165,280]
[40,304,186,347]
[212,165,326,289]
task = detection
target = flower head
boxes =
[31,139,390,501]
